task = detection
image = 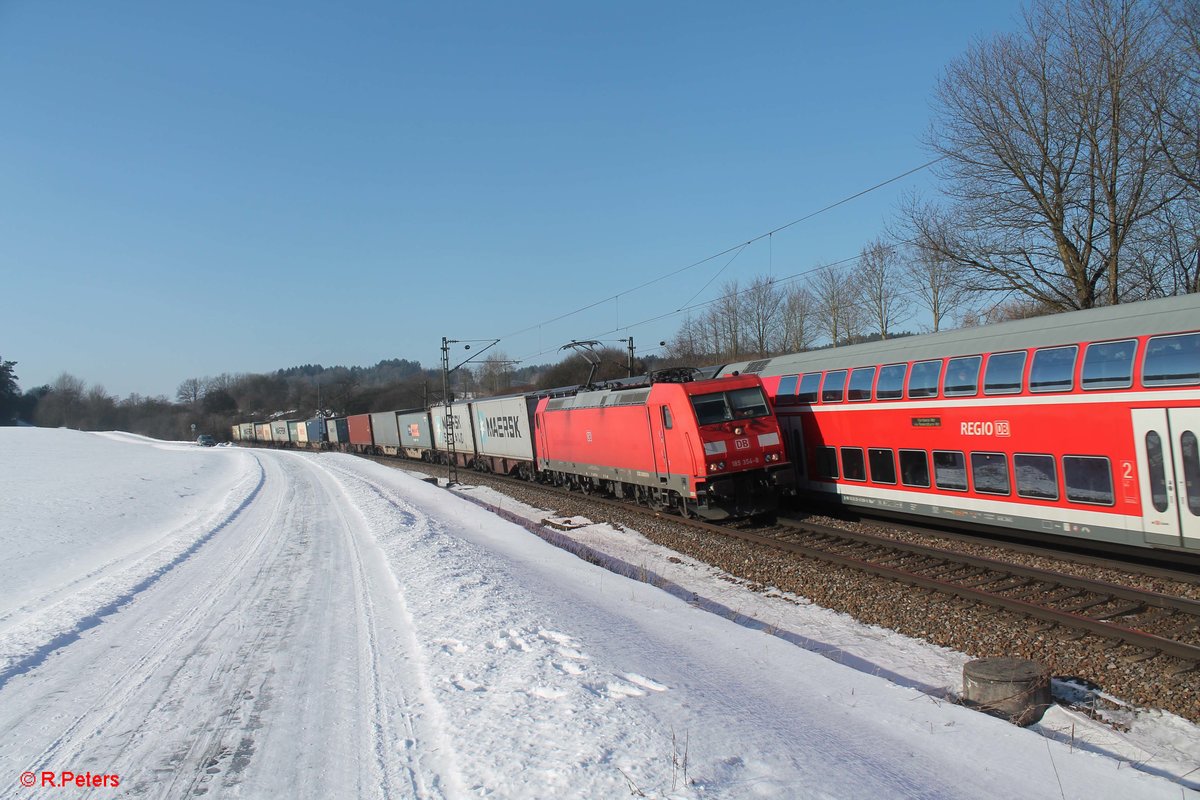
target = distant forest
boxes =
[0,345,662,441]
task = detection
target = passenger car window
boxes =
[1014,454,1058,500]
[1029,346,1078,392]
[1181,432,1200,516]
[983,351,1026,395]
[1143,332,1200,386]
[868,448,896,484]
[776,375,799,400]
[841,447,866,481]
[933,451,968,491]
[943,356,982,396]
[1081,339,1136,390]
[1145,432,1169,513]
[822,370,848,403]
[876,364,907,400]
[848,367,876,402]
[899,450,930,487]
[797,373,821,403]
[971,452,1010,495]
[815,446,838,479]
[907,360,942,398]
[1062,456,1114,505]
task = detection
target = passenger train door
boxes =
[1131,408,1200,549]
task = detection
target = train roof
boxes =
[715,293,1200,378]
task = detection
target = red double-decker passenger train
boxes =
[715,293,1200,554]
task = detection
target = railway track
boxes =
[721,517,1200,666]
[346,451,1200,671]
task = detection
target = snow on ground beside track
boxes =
[445,483,1200,788]
[0,429,1196,798]
[0,429,263,682]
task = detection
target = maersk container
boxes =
[430,401,475,458]
[369,411,401,453]
[305,418,325,445]
[471,395,538,467]
[397,409,433,457]
[347,414,373,449]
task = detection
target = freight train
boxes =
[233,370,789,521]
[714,293,1200,554]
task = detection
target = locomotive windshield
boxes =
[691,387,771,425]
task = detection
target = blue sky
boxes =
[0,1,1024,399]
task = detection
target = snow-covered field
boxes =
[0,428,1196,798]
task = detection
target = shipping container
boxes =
[470,395,539,475]
[239,423,255,441]
[397,409,433,458]
[270,420,291,443]
[430,401,476,467]
[294,420,309,445]
[326,417,350,446]
[255,422,272,442]
[347,414,373,451]
[369,411,402,454]
[305,418,326,446]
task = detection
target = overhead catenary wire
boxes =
[495,157,945,345]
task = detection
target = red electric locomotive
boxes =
[534,369,788,520]
[715,293,1200,554]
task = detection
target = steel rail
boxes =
[349,450,1200,663]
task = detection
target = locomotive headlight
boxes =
[734,426,744,436]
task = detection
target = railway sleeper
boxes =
[1169,661,1198,679]
[1000,582,1051,600]
[1094,601,1147,621]
[1057,595,1117,615]
[957,572,1009,589]
[917,562,971,580]
[982,576,1033,593]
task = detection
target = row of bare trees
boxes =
[664,237,977,363]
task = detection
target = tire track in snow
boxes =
[0,451,266,691]
[309,456,464,799]
[12,453,284,790]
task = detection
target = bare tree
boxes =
[34,373,86,428]
[1158,0,1200,196]
[714,280,744,360]
[854,238,911,339]
[742,275,784,357]
[476,351,514,396]
[176,377,203,406]
[893,200,976,330]
[664,313,709,363]
[811,265,862,346]
[914,0,1182,310]
[777,284,816,354]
